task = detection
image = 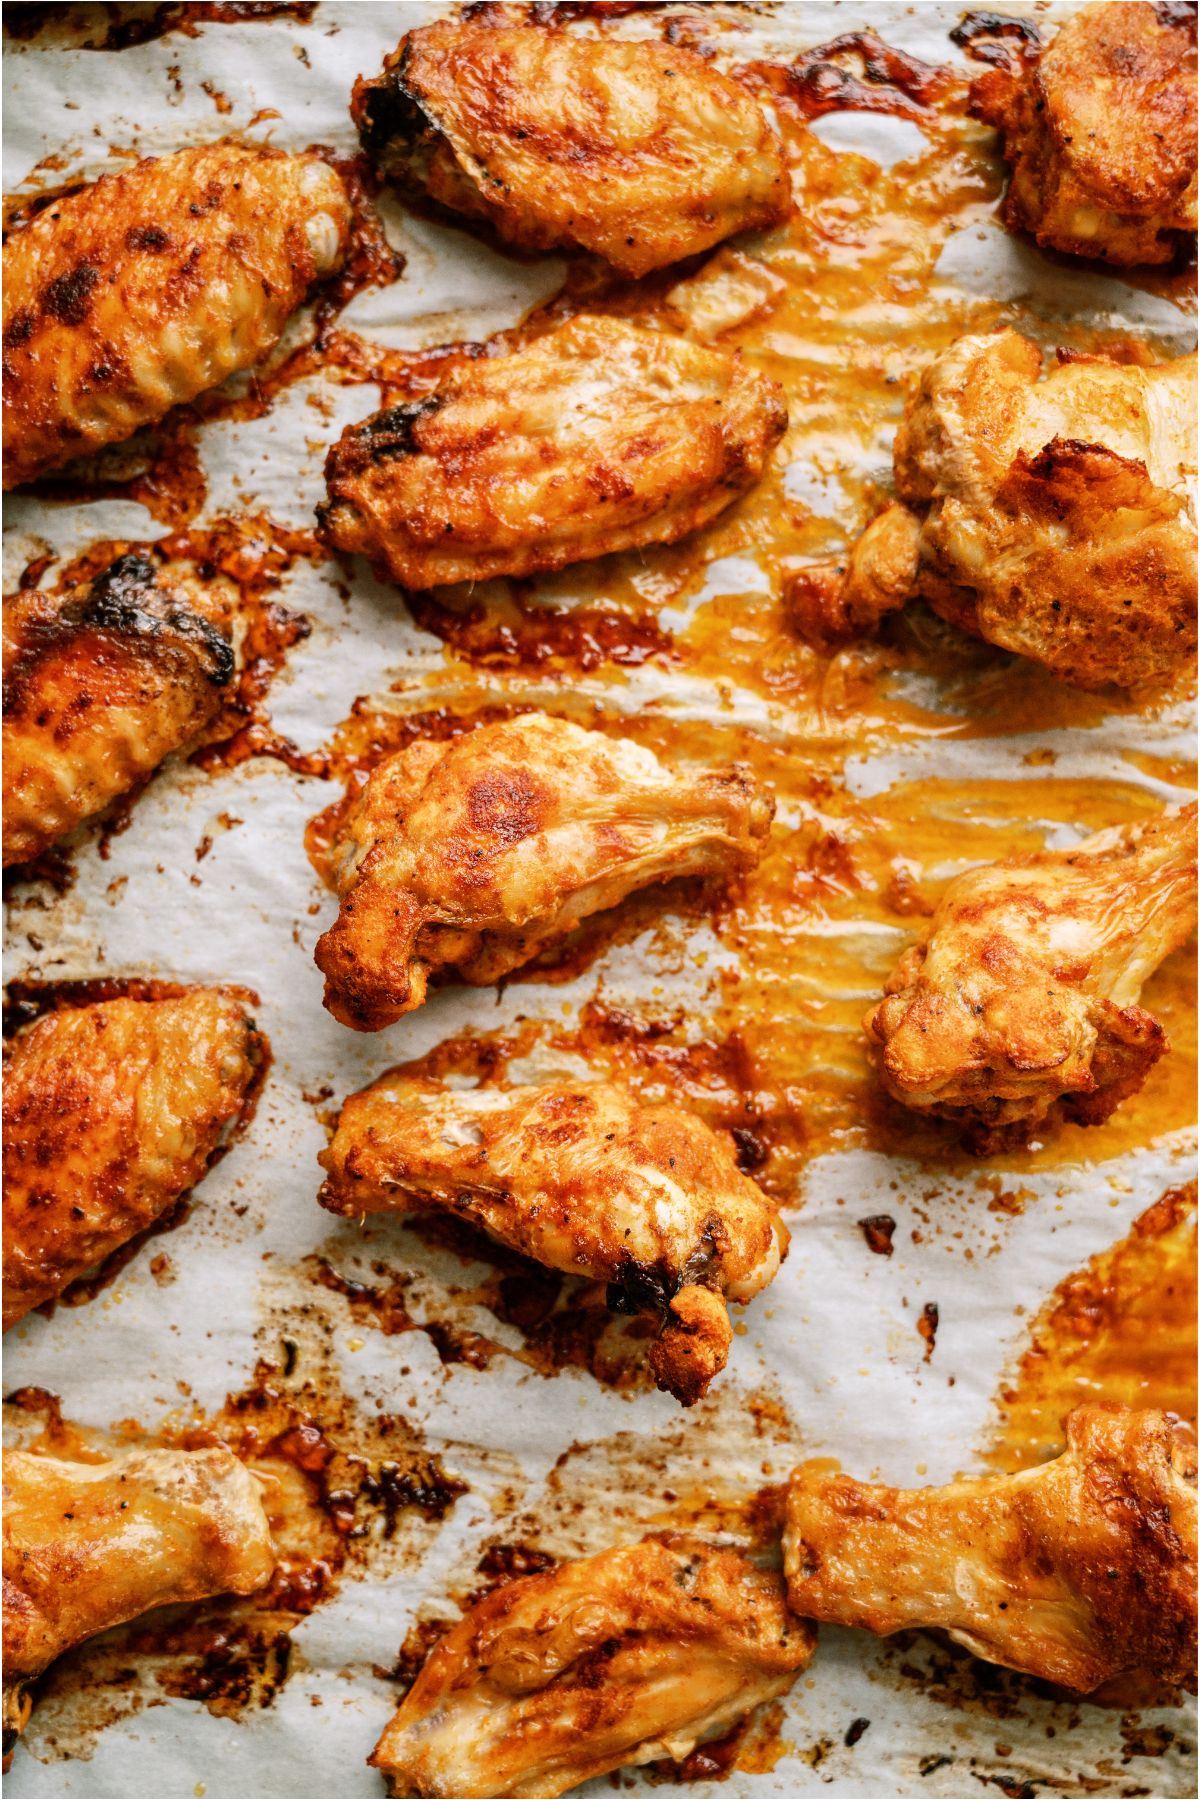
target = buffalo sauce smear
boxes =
[300,17,1196,1199]
[986,1182,1198,1475]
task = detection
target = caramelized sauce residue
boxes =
[987,1183,1198,1474]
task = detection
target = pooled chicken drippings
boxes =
[3,554,233,867]
[319,1077,788,1405]
[865,805,1197,1148]
[784,1405,1198,1694]
[315,712,774,1031]
[3,1444,274,1760]
[3,989,266,1329]
[3,140,350,488]
[786,329,1197,691]
[371,1533,815,1798]
[318,315,787,589]
[351,18,789,278]
[970,1,1197,267]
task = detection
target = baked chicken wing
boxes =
[3,140,350,488]
[318,315,787,588]
[3,554,233,867]
[351,18,789,278]
[784,1404,1197,1693]
[970,1,1197,267]
[320,1077,787,1405]
[314,712,773,1031]
[787,330,1197,690]
[371,1533,814,1798]
[3,988,266,1329]
[3,1444,274,1757]
[864,805,1197,1146]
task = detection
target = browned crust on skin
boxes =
[784,1405,1198,1693]
[351,19,789,278]
[2,555,234,866]
[370,1533,814,1797]
[862,805,1197,1147]
[2,988,267,1329]
[3,141,351,487]
[318,316,787,590]
[970,1,1198,266]
[313,714,774,1031]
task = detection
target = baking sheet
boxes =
[2,3,1197,1796]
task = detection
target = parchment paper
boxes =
[3,4,1196,1797]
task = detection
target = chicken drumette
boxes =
[371,1533,814,1798]
[318,315,787,589]
[3,988,266,1329]
[969,1,1197,268]
[787,329,1197,691]
[3,140,350,487]
[351,18,789,278]
[3,554,233,867]
[320,1077,788,1405]
[784,1405,1197,1693]
[3,1444,274,1758]
[314,712,773,1031]
[865,805,1197,1147]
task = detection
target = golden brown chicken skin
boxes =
[320,1077,787,1405]
[3,554,233,867]
[970,2,1197,267]
[3,141,350,488]
[318,315,787,589]
[787,330,1197,691]
[3,989,266,1330]
[315,712,774,1032]
[784,1405,1197,1694]
[3,1444,274,1758]
[351,18,789,279]
[864,805,1197,1149]
[371,1532,814,1798]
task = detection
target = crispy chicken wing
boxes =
[3,140,350,488]
[371,1533,814,1798]
[3,1444,274,1757]
[865,805,1197,1146]
[320,1077,787,1405]
[784,1405,1197,1693]
[351,18,789,279]
[970,2,1197,267]
[787,330,1197,690]
[3,989,266,1329]
[318,315,787,588]
[314,713,773,1031]
[3,554,233,867]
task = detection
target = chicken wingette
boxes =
[314,712,774,1031]
[784,1405,1197,1693]
[370,1533,815,1798]
[318,315,787,588]
[3,554,233,867]
[969,1,1197,267]
[320,1077,788,1405]
[351,18,789,278]
[3,989,266,1329]
[3,1444,274,1759]
[787,329,1197,691]
[865,805,1197,1148]
[3,140,350,487]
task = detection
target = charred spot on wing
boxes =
[360,397,445,460]
[352,50,434,160]
[41,262,99,327]
[81,556,235,687]
[605,1258,673,1318]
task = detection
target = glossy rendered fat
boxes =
[2,141,351,487]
